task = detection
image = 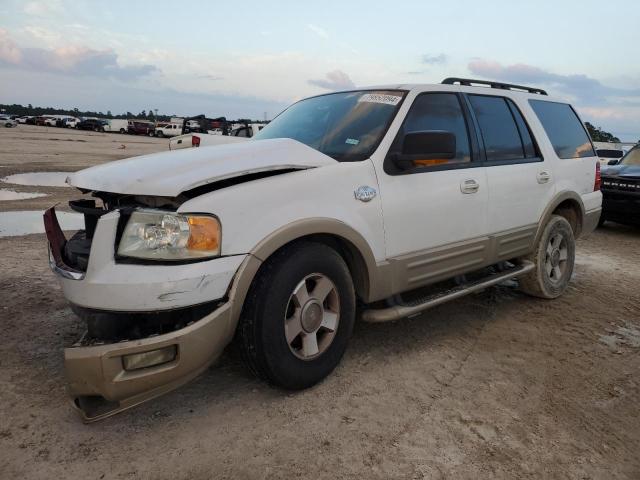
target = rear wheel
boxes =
[119,128,126,134]
[519,215,575,299]
[238,242,355,389]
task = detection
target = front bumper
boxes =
[66,302,233,422]
[44,207,251,421]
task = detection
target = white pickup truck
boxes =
[154,123,182,137]
[45,78,601,421]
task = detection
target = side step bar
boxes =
[361,261,535,323]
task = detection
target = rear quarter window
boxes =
[529,100,595,159]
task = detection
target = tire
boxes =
[519,215,575,299]
[119,128,126,134]
[238,241,356,390]
[156,131,164,138]
[148,131,155,137]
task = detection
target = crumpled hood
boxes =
[601,164,640,179]
[67,138,336,197]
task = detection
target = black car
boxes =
[77,119,108,131]
[599,146,640,226]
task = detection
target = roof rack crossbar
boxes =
[441,77,547,95]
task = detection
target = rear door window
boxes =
[468,95,532,162]
[529,100,595,159]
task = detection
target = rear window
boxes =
[596,149,624,158]
[529,100,595,159]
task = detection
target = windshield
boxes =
[620,147,640,166]
[254,90,406,161]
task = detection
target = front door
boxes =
[375,92,489,293]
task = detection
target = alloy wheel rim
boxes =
[284,273,340,360]
[544,232,568,284]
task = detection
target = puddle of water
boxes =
[1,172,71,188]
[0,211,84,237]
[0,189,47,200]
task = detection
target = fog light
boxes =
[122,345,177,371]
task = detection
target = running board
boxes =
[361,261,535,323]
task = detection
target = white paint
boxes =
[0,210,83,236]
[68,138,336,196]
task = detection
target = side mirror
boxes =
[393,131,456,169]
[607,159,619,166]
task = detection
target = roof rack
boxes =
[441,77,547,95]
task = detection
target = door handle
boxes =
[460,179,479,194]
[537,171,551,184]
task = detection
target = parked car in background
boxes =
[154,123,182,137]
[596,148,625,166]
[64,117,80,128]
[77,119,108,131]
[0,115,17,127]
[599,146,640,226]
[127,120,155,136]
[16,116,32,124]
[103,119,128,134]
[45,77,601,421]
[169,132,248,150]
[55,116,80,128]
[34,116,50,126]
[44,116,58,127]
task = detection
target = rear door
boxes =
[375,92,489,291]
[465,94,554,260]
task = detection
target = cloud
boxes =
[422,54,447,65]
[0,29,158,80]
[23,0,62,16]
[307,24,329,39]
[467,59,640,104]
[197,74,223,81]
[308,70,355,90]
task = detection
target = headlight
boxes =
[117,210,221,260]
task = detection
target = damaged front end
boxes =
[44,191,248,422]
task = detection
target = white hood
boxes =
[67,138,336,197]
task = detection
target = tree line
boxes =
[0,103,265,124]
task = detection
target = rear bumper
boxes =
[66,302,233,422]
[582,207,602,235]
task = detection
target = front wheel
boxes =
[238,242,355,390]
[519,215,575,299]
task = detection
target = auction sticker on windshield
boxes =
[358,93,402,106]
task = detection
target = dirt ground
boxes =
[1,125,639,479]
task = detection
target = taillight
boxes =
[192,135,200,147]
[594,161,601,191]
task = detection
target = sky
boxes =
[0,0,639,140]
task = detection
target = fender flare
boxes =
[534,191,585,243]
[225,218,388,334]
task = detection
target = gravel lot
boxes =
[1,125,639,479]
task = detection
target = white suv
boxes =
[45,78,602,421]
